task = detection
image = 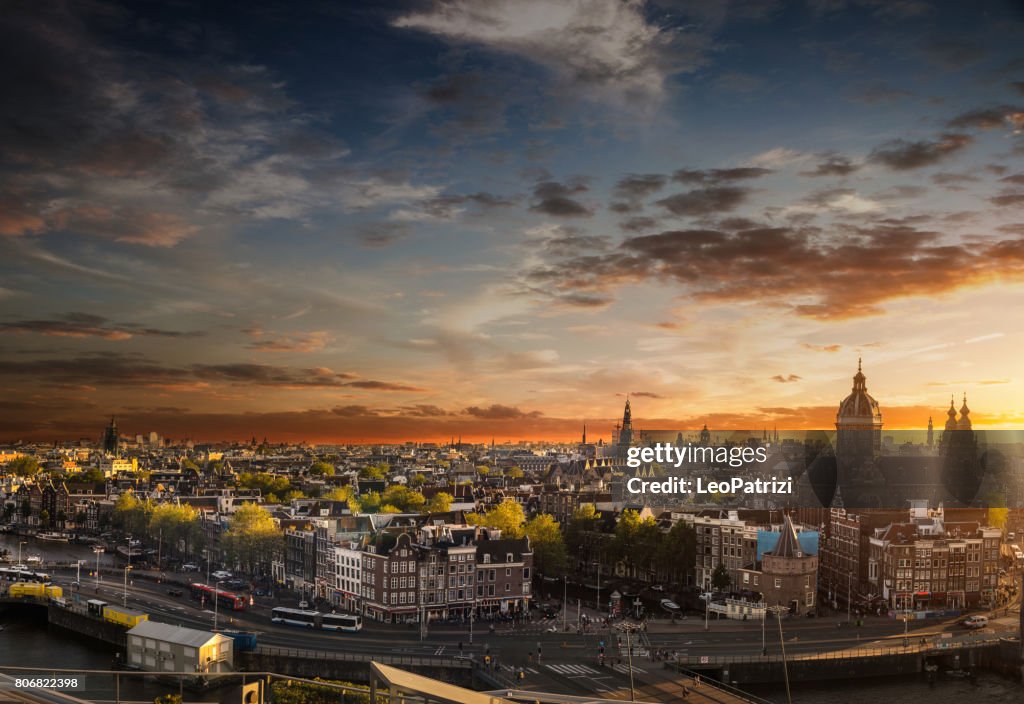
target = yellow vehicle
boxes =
[9,582,46,598]
[102,605,149,628]
[44,585,63,600]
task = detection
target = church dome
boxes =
[836,359,882,426]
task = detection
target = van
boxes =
[962,616,988,629]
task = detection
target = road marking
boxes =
[611,664,647,674]
[546,663,600,676]
[434,646,445,655]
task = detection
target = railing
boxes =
[252,645,471,669]
[667,663,778,704]
[677,637,1004,666]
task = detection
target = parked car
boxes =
[181,563,200,572]
[660,599,680,611]
[212,570,232,580]
[167,588,183,597]
[650,584,665,592]
[298,599,309,609]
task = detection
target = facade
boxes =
[126,621,233,674]
[333,540,364,612]
[760,514,818,615]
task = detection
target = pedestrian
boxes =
[682,684,689,699]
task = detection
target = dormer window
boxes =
[483,554,490,564]
[506,553,514,562]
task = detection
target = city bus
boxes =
[271,607,321,628]
[189,583,247,611]
[0,568,50,583]
[321,612,362,632]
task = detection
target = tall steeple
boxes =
[944,395,958,431]
[582,424,587,445]
[927,416,934,448]
[618,397,633,449]
[957,393,972,430]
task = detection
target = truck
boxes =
[44,585,63,600]
[8,582,46,598]
[101,605,149,628]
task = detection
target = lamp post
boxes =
[705,595,710,632]
[592,560,601,614]
[123,565,132,607]
[563,576,568,632]
[620,622,640,702]
[213,580,222,631]
[846,571,852,625]
[93,546,103,590]
[769,605,792,704]
[76,559,85,584]
[18,541,26,566]
[761,604,767,655]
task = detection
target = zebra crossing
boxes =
[545,663,599,676]
[544,663,647,676]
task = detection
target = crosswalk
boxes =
[545,663,647,676]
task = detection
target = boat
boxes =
[37,532,70,542]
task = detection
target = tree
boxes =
[426,492,453,513]
[237,472,292,497]
[987,506,1009,530]
[507,467,524,479]
[76,467,106,483]
[476,466,490,476]
[380,485,426,513]
[656,520,696,583]
[565,503,599,555]
[359,464,387,479]
[524,514,567,576]
[711,563,731,591]
[309,461,335,477]
[113,492,153,536]
[149,503,201,559]
[467,498,525,537]
[39,509,50,527]
[359,491,382,513]
[409,473,427,488]
[6,456,41,477]
[324,486,355,503]
[222,504,282,575]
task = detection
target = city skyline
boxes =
[2,1,1024,441]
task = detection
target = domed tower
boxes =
[835,358,882,458]
[944,395,958,431]
[957,394,972,430]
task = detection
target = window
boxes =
[774,578,782,588]
[506,568,512,577]
[507,553,514,562]
[505,584,511,592]
[523,567,530,579]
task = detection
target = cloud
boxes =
[990,192,1024,207]
[672,167,772,183]
[920,37,986,68]
[801,343,842,353]
[619,216,659,232]
[463,404,543,420]
[345,380,428,392]
[868,133,972,170]
[771,374,801,383]
[0,313,200,340]
[799,154,860,177]
[947,106,1024,131]
[0,3,355,246]
[246,330,331,353]
[398,404,453,417]
[392,0,705,111]
[529,179,592,217]
[746,148,805,168]
[655,186,750,216]
[523,221,1024,320]
[611,173,668,212]
[630,391,663,398]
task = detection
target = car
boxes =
[650,584,665,592]
[167,588,183,597]
[26,555,42,564]
[962,616,988,629]
[212,570,232,580]
[660,599,680,611]
[698,592,713,601]
[181,563,199,572]
[298,599,309,609]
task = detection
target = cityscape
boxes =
[2,0,1024,703]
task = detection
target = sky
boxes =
[1,0,1023,443]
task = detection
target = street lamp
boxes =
[93,546,104,591]
[18,541,26,566]
[123,565,132,607]
[213,580,223,631]
[592,560,601,614]
[619,621,640,702]
[847,571,852,625]
[769,605,792,704]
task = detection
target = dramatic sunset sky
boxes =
[2,0,1023,443]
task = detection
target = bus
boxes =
[271,607,321,628]
[189,583,247,611]
[321,613,362,632]
[0,567,50,583]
